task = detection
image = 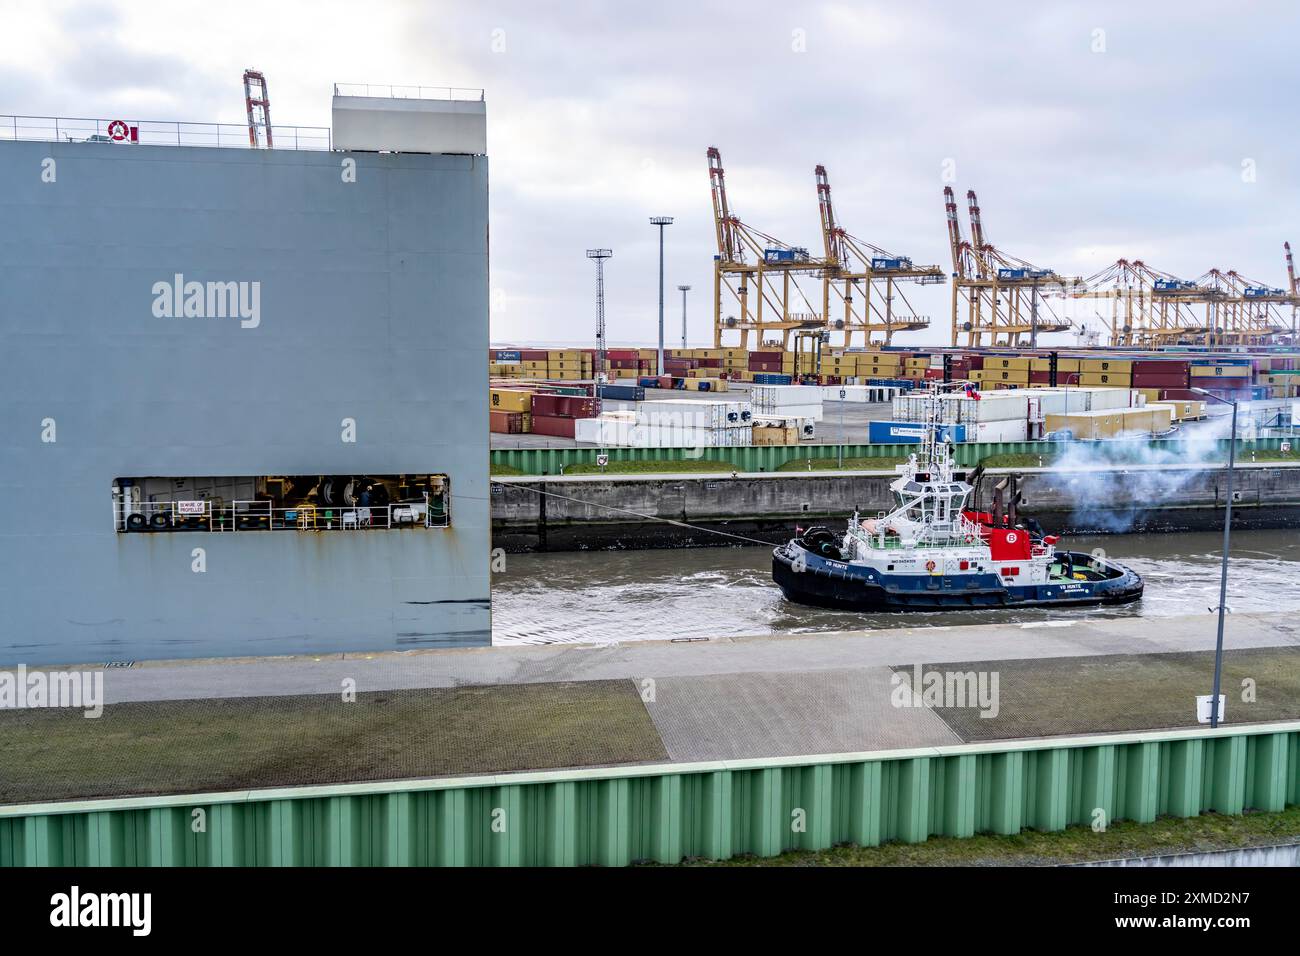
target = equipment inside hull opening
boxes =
[112,474,450,532]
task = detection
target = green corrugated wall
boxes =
[491,438,1283,475]
[2,723,1296,866]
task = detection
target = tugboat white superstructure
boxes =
[773,386,1143,611]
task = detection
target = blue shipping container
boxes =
[868,421,967,444]
[754,373,793,385]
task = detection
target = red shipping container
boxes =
[1133,360,1189,374]
[489,411,523,434]
[529,415,577,439]
[520,349,548,360]
[1030,371,1052,384]
[530,394,597,418]
[1132,376,1190,390]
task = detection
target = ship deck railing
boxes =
[333,83,485,101]
[0,115,332,150]
[850,512,986,551]
[114,498,449,533]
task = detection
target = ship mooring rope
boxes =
[490,479,779,547]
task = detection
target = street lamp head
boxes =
[1188,386,1236,407]
[586,248,612,259]
[677,284,691,292]
[649,216,674,226]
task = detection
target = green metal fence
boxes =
[491,438,1288,475]
[3,722,1295,866]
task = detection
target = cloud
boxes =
[4,0,1298,346]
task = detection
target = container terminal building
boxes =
[0,89,491,664]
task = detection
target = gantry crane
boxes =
[944,187,1081,347]
[708,147,831,349]
[814,165,943,349]
[1069,260,1214,347]
[1195,268,1294,345]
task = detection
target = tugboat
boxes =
[772,387,1143,611]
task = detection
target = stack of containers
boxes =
[1189,359,1253,402]
[603,348,644,378]
[488,349,527,378]
[1028,356,1080,386]
[889,386,1142,442]
[856,350,906,385]
[901,354,931,385]
[489,387,535,433]
[723,348,751,381]
[748,349,785,377]
[971,355,1031,389]
[950,352,980,381]
[529,392,599,439]
[1079,357,1133,389]
[822,352,857,383]
[516,349,550,377]
[1131,358,1189,405]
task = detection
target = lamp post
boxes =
[650,217,673,375]
[587,248,612,411]
[677,284,691,348]
[1191,386,1239,729]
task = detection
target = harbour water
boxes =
[491,530,1300,645]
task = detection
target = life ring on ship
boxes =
[925,560,937,573]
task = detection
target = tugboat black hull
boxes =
[772,545,1144,613]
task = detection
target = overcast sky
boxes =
[4,0,1297,346]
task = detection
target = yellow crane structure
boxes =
[1069,260,1216,348]
[1195,267,1295,345]
[944,186,1081,347]
[708,146,831,349]
[813,165,943,349]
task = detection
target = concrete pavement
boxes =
[47,610,1300,705]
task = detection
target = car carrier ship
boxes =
[772,386,1144,611]
[0,85,492,665]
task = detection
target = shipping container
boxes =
[596,384,645,402]
[868,421,967,443]
[489,388,533,413]
[488,411,524,434]
[529,415,578,439]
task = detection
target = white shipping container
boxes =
[821,385,875,403]
[970,418,1028,442]
[635,399,752,430]
[1081,387,1138,412]
[752,384,825,420]
[752,384,817,405]
[577,411,753,447]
